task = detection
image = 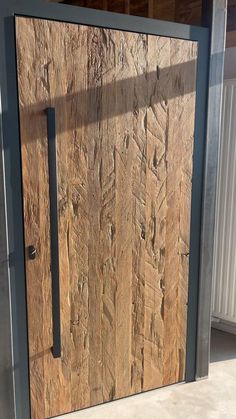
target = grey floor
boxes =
[58,329,236,419]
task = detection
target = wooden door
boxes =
[16,16,197,419]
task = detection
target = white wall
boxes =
[212,80,236,326]
[212,47,236,333]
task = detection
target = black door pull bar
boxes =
[45,107,61,359]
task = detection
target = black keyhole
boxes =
[28,245,37,260]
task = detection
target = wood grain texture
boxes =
[16,17,197,418]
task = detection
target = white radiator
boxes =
[212,79,236,325]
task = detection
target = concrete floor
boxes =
[58,329,236,419]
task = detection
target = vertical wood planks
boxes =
[99,28,116,402]
[65,24,90,410]
[16,17,197,418]
[144,35,170,390]
[114,31,133,398]
[130,33,147,395]
[86,27,104,405]
[162,39,196,385]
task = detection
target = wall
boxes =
[212,80,236,329]
[212,48,236,334]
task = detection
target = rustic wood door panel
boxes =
[16,16,197,419]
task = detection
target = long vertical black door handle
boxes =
[45,107,61,359]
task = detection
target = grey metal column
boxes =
[196,0,227,379]
[0,3,35,418]
[0,99,15,419]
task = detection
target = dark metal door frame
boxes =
[0,0,224,418]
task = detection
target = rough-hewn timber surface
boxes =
[16,17,197,419]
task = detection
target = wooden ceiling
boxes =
[62,0,202,24]
[56,0,235,47]
[227,0,236,47]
